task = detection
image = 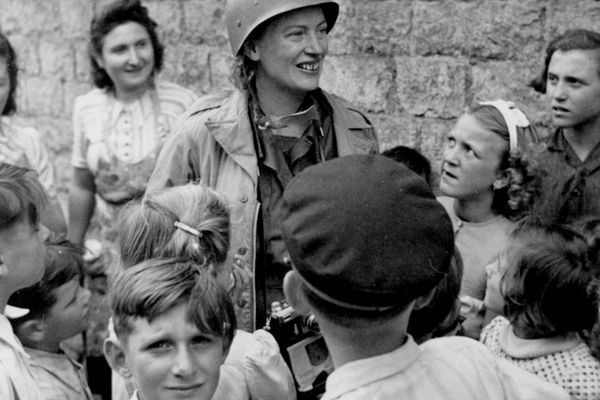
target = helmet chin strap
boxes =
[479,100,531,151]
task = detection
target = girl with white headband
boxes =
[437,100,541,339]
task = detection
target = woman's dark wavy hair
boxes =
[501,219,600,336]
[88,0,164,90]
[530,29,600,93]
[467,103,542,221]
[0,32,18,115]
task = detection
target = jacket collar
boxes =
[203,89,375,182]
[321,90,374,156]
[205,90,259,184]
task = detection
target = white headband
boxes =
[479,100,531,151]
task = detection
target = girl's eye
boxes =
[447,137,456,146]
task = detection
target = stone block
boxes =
[208,48,236,93]
[471,60,546,119]
[372,112,453,186]
[371,113,420,150]
[320,55,394,113]
[331,0,411,56]
[412,0,545,61]
[4,32,41,75]
[19,76,65,117]
[546,1,600,38]
[38,39,76,77]
[0,0,62,35]
[162,43,211,94]
[146,0,185,44]
[72,38,92,81]
[395,56,469,119]
[181,0,229,47]
[57,0,94,36]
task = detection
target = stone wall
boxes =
[1,0,600,207]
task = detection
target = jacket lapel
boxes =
[205,91,259,184]
[322,91,377,155]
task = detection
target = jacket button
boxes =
[240,195,248,203]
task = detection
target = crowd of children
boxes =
[3,147,600,399]
[3,0,600,399]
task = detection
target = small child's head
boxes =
[280,155,454,335]
[0,163,48,300]
[9,236,90,352]
[381,145,433,186]
[408,248,464,343]
[118,184,230,281]
[501,219,600,337]
[104,257,236,400]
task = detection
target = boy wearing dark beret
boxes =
[280,155,568,400]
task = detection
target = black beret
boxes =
[280,154,454,310]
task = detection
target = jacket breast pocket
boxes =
[348,127,378,154]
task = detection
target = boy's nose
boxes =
[171,348,196,378]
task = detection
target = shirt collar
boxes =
[499,321,582,358]
[0,313,30,359]
[546,128,565,152]
[322,335,420,400]
[108,86,157,126]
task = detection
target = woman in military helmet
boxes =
[147,0,378,331]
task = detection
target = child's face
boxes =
[43,277,91,346]
[0,216,47,293]
[122,303,226,400]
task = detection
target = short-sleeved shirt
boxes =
[25,346,94,400]
[0,314,41,400]
[535,128,600,223]
[71,80,197,174]
[0,117,58,198]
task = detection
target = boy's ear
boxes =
[413,288,436,311]
[15,318,46,344]
[283,270,311,315]
[104,337,133,379]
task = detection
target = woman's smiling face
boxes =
[249,6,329,99]
[96,21,155,100]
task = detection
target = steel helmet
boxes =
[225,0,340,56]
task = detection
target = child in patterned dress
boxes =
[481,219,600,400]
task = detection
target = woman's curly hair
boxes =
[467,103,544,221]
[492,145,545,220]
